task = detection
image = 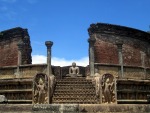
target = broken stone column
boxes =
[88,35,96,76]
[16,41,24,78]
[116,38,124,78]
[45,41,53,76]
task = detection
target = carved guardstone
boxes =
[101,74,116,104]
[66,62,82,77]
[33,73,49,104]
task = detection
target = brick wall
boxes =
[88,23,150,68]
[0,27,32,67]
[94,35,118,64]
[0,40,18,66]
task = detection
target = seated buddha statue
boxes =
[67,62,82,77]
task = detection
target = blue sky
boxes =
[0,0,150,66]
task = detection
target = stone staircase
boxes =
[52,77,98,104]
[0,79,32,104]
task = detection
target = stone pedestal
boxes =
[66,74,82,77]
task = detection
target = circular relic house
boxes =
[0,24,150,112]
[88,23,150,79]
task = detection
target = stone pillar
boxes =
[45,41,53,76]
[23,36,29,64]
[88,35,96,76]
[141,51,147,79]
[116,38,124,78]
[28,46,32,64]
[16,41,24,78]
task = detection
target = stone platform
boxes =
[0,104,150,113]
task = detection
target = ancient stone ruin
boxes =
[0,23,150,112]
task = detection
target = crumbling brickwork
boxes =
[0,27,32,67]
[88,23,150,67]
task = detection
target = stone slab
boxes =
[79,104,150,113]
[33,104,79,112]
[0,104,150,113]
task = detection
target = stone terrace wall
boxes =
[88,23,150,68]
[0,64,88,79]
[0,64,47,79]
[0,27,32,67]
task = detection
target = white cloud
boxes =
[52,57,89,66]
[32,55,89,66]
[32,55,47,64]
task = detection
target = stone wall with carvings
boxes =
[0,64,47,79]
[117,79,150,103]
[0,67,16,79]
[96,65,119,78]
[0,64,86,79]
[0,27,32,67]
[0,79,32,104]
[88,23,150,68]
[147,69,150,79]
[96,64,147,79]
[124,67,145,79]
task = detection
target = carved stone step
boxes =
[55,87,95,90]
[56,81,93,85]
[53,96,97,100]
[52,77,98,104]
[53,94,96,98]
[53,97,97,100]
[57,79,92,82]
[54,89,95,92]
[52,100,98,104]
[56,84,95,87]
[53,102,98,104]
[53,93,96,95]
[53,92,96,95]
[52,98,97,102]
[8,100,32,104]
[55,88,95,91]
[62,77,86,79]
[0,89,32,93]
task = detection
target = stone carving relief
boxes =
[117,81,150,100]
[94,69,102,98]
[33,73,49,104]
[101,74,116,103]
[147,69,150,79]
[0,84,32,90]
[0,92,32,100]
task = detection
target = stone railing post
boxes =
[17,41,24,78]
[88,35,96,76]
[116,38,124,78]
[45,41,53,76]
